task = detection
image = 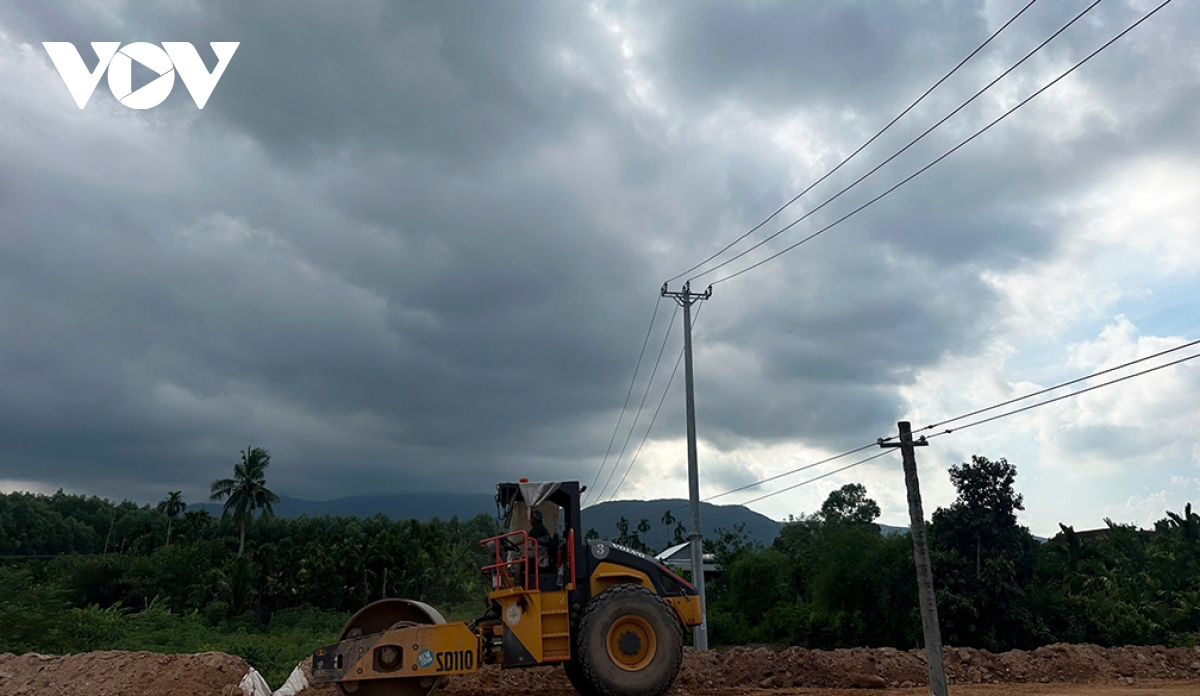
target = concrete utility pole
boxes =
[880,421,948,696]
[660,280,712,650]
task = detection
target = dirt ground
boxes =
[0,650,252,696]
[448,684,1200,696]
[440,684,1200,696]
[2,644,1198,695]
[758,686,1200,696]
[660,686,1195,696]
[759,686,1200,696]
[432,644,1200,695]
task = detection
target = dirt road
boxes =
[437,681,1200,696]
[2,644,1198,695]
[752,684,1200,696]
[437,644,1200,695]
[446,685,1200,696]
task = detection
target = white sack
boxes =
[273,662,310,696]
[240,668,273,696]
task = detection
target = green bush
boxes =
[202,600,230,625]
[0,566,69,653]
[0,566,344,687]
[268,605,348,633]
[62,604,130,652]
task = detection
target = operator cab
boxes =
[493,479,582,591]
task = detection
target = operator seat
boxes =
[538,533,562,589]
[508,498,563,590]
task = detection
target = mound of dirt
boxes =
[6,643,1198,694]
[671,643,1200,689]
[0,650,251,696]
[296,643,1200,692]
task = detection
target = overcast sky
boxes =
[1,0,1197,537]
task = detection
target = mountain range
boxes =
[578,498,911,549]
[193,492,910,550]
[192,492,498,523]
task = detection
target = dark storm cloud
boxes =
[641,0,1181,115]
[0,130,664,498]
[2,1,622,166]
[644,0,1200,458]
[646,0,927,112]
[0,0,1195,507]
[689,222,1001,452]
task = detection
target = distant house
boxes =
[655,542,718,576]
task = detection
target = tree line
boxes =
[0,448,1196,669]
[0,447,501,625]
[703,456,1200,651]
[0,446,502,682]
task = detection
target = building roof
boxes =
[655,541,718,572]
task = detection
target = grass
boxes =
[14,602,349,686]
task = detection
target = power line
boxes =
[880,336,1200,443]
[592,335,1200,539]
[624,447,899,541]
[584,299,663,504]
[619,340,1198,538]
[586,304,705,517]
[591,330,1199,541]
[604,307,700,506]
[703,442,879,503]
[666,0,1043,284]
[603,348,685,508]
[591,302,680,505]
[707,0,1175,286]
[737,450,898,507]
[589,0,1178,546]
[925,350,1200,441]
[605,437,880,530]
[690,0,1108,285]
[709,336,1200,511]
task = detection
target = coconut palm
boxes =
[156,491,186,546]
[1163,502,1199,549]
[210,446,281,557]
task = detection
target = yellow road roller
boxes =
[311,479,702,696]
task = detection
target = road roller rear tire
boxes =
[575,584,684,696]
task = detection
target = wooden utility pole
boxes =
[880,421,948,696]
[661,280,711,650]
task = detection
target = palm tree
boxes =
[634,518,653,554]
[210,446,281,557]
[1164,502,1199,548]
[157,491,186,546]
